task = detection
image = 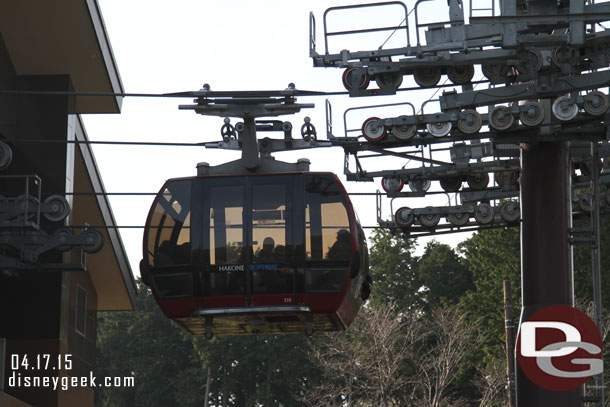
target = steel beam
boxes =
[517,141,583,407]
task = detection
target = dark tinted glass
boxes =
[207,184,246,296]
[251,181,293,294]
[304,174,352,292]
[147,179,192,267]
[304,175,351,261]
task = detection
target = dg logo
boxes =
[516,305,603,391]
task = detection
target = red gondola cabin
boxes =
[140,172,371,336]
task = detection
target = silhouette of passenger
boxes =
[257,237,276,262]
[273,244,286,261]
[155,240,176,266]
[327,229,352,260]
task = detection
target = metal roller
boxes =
[426,121,452,137]
[447,211,469,226]
[474,203,495,224]
[457,109,482,134]
[495,171,519,190]
[43,195,71,222]
[53,227,74,252]
[515,49,543,74]
[500,201,520,223]
[519,101,545,127]
[552,95,578,121]
[414,67,441,88]
[419,208,440,228]
[439,175,462,192]
[81,229,105,253]
[482,63,510,83]
[583,91,609,116]
[342,67,370,91]
[447,65,475,85]
[552,46,579,67]
[362,117,386,142]
[374,72,403,90]
[395,207,415,228]
[391,124,417,140]
[466,173,489,190]
[0,141,12,171]
[409,179,431,193]
[489,106,515,131]
[381,177,404,193]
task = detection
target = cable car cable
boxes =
[0,80,490,99]
[10,139,206,147]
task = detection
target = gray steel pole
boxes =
[516,141,583,407]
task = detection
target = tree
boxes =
[96,281,206,407]
[300,304,482,407]
[97,281,319,407]
[411,307,481,407]
[368,228,421,313]
[416,240,474,308]
[470,359,507,407]
[457,227,521,363]
[192,334,319,407]
[300,303,418,407]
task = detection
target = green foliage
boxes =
[417,240,474,308]
[96,280,320,407]
[192,334,319,406]
[96,283,205,407]
[368,228,421,312]
[96,215,610,406]
[457,227,521,363]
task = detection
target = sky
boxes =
[82,0,478,276]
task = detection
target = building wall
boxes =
[0,34,97,406]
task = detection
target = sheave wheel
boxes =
[381,177,404,193]
[489,106,515,131]
[414,67,441,88]
[342,67,370,91]
[474,203,494,224]
[426,122,452,137]
[519,101,545,127]
[419,208,440,228]
[500,201,520,223]
[583,91,609,116]
[392,124,417,140]
[395,207,415,228]
[375,72,403,90]
[447,65,474,84]
[466,173,489,190]
[552,95,578,121]
[457,109,482,134]
[448,211,469,226]
[362,117,386,142]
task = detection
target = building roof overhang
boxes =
[0,0,123,113]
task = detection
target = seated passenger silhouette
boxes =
[257,237,276,263]
[155,240,176,266]
[326,229,352,260]
[273,244,286,261]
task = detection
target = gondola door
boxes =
[249,176,297,307]
[199,178,249,308]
